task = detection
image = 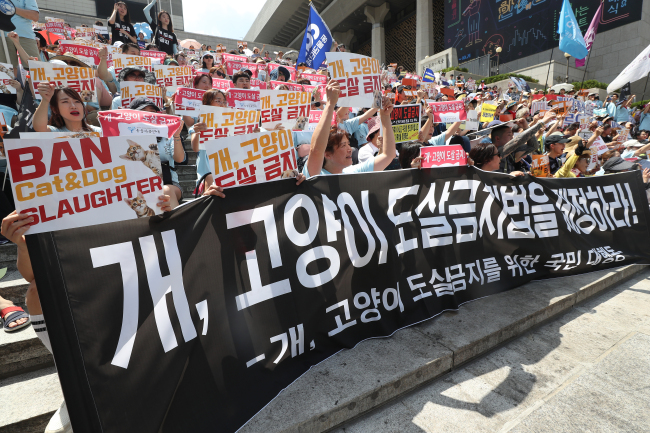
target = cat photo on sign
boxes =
[124,191,155,218]
[119,139,162,177]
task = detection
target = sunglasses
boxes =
[216,71,225,77]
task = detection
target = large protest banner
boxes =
[194,105,260,147]
[29,168,650,433]
[29,60,97,102]
[259,89,311,131]
[390,104,420,143]
[326,52,382,108]
[428,100,467,123]
[6,136,164,233]
[203,129,297,187]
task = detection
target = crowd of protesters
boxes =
[1,1,650,432]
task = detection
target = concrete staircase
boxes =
[1,240,647,432]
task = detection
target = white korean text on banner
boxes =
[259,89,311,131]
[120,82,165,110]
[98,110,182,139]
[75,26,96,40]
[195,105,260,148]
[141,50,167,62]
[29,60,97,103]
[326,52,382,109]
[428,101,467,123]
[269,81,303,91]
[306,110,322,132]
[300,73,327,85]
[45,17,65,34]
[174,87,206,116]
[5,136,164,233]
[421,144,467,167]
[227,88,261,110]
[203,129,297,187]
[212,78,232,91]
[390,104,420,143]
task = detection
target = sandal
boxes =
[1,306,31,332]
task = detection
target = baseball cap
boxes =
[129,96,161,112]
[545,133,571,145]
[602,156,635,172]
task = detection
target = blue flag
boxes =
[422,68,435,82]
[557,0,588,60]
[297,4,333,70]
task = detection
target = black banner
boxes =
[28,167,650,432]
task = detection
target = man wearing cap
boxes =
[111,66,158,110]
[544,132,571,175]
[602,156,636,174]
[0,0,40,74]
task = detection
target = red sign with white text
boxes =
[421,145,467,168]
[174,87,206,115]
[227,89,261,110]
[300,73,327,85]
[428,101,467,123]
[270,81,303,91]
[212,78,232,90]
[98,110,183,139]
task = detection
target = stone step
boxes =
[0,243,17,263]
[0,367,62,433]
[0,263,30,308]
[0,325,53,380]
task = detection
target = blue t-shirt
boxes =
[427,133,447,146]
[302,157,374,178]
[11,0,38,39]
[639,112,650,132]
[353,121,369,147]
[338,117,360,137]
[188,125,210,179]
[47,125,102,134]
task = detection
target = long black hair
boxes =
[116,1,132,25]
[49,87,92,132]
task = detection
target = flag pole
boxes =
[543,47,554,94]
[642,71,650,102]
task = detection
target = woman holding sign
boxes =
[303,80,397,177]
[33,85,102,135]
[143,0,179,56]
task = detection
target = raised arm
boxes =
[108,3,118,25]
[33,83,54,132]
[373,96,397,171]
[7,33,30,74]
[96,47,117,93]
[143,0,157,24]
[357,106,378,125]
[306,79,339,177]
[419,103,433,142]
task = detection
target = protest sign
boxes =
[306,110,322,132]
[98,110,182,139]
[530,155,550,177]
[269,81,303,91]
[420,144,467,167]
[27,167,650,433]
[140,50,167,62]
[248,78,267,90]
[93,25,108,37]
[300,73,327,85]
[480,102,497,122]
[75,26,95,40]
[390,104,420,143]
[0,63,15,94]
[616,129,630,144]
[32,22,45,30]
[428,100,467,123]
[227,88,261,110]
[420,82,437,98]
[222,53,247,63]
[174,87,206,116]
[203,130,297,187]
[440,87,455,98]
[29,60,97,103]
[259,89,311,131]
[225,60,245,76]
[466,78,476,91]
[112,54,158,77]
[45,17,65,34]
[591,137,609,155]
[465,110,479,130]
[194,106,260,147]
[153,65,193,92]
[57,41,102,66]
[20,131,101,139]
[326,52,382,109]
[531,100,548,115]
[212,78,232,91]
[5,136,164,234]
[120,82,165,110]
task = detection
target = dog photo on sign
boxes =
[372,90,383,109]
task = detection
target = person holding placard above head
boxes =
[110,66,157,110]
[108,2,137,44]
[97,42,141,94]
[303,79,396,177]
[188,89,228,192]
[143,0,179,56]
[33,84,103,135]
